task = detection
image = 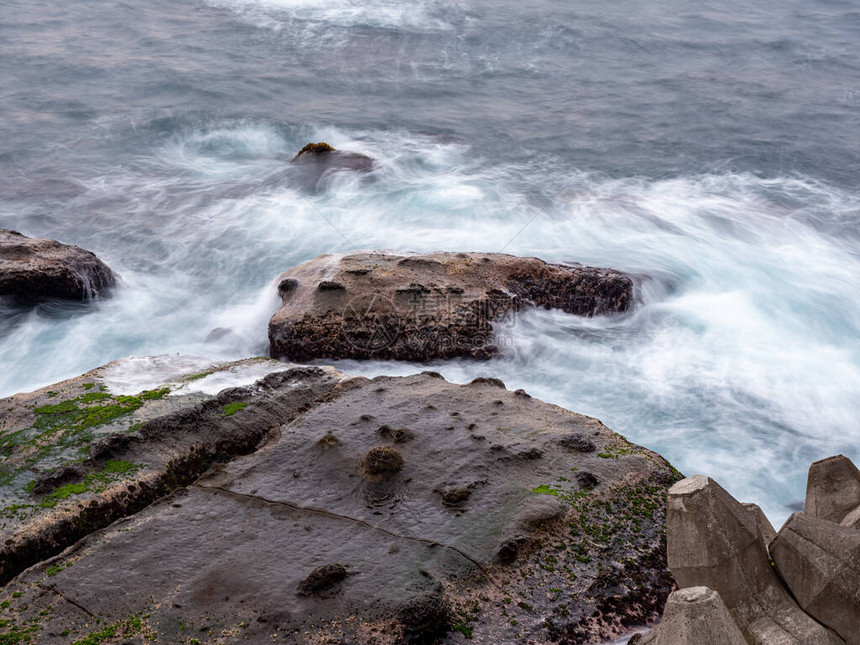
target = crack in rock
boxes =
[200,484,502,589]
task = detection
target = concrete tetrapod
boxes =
[666,475,843,644]
[770,512,860,645]
[632,586,746,645]
[805,455,860,525]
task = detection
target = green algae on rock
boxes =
[0,356,345,586]
[1,369,680,644]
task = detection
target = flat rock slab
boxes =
[1,371,680,644]
[0,229,116,302]
[268,251,634,361]
[0,355,345,585]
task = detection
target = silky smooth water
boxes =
[1,0,859,525]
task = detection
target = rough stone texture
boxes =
[842,505,860,530]
[292,142,374,172]
[805,454,860,525]
[0,370,680,644]
[284,141,374,191]
[633,586,747,645]
[770,512,860,644]
[0,229,116,302]
[667,475,843,644]
[0,356,345,586]
[268,251,634,361]
[743,502,778,546]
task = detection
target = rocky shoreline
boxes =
[1,215,857,644]
[0,356,679,644]
[0,230,116,303]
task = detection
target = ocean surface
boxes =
[1,0,859,529]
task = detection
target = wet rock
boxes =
[291,141,374,172]
[0,370,679,644]
[297,563,349,596]
[437,485,471,506]
[634,586,747,645]
[268,251,634,361]
[377,424,414,443]
[667,475,842,644]
[359,445,404,477]
[398,589,451,644]
[0,229,116,302]
[805,454,860,525]
[770,512,860,643]
[0,357,343,587]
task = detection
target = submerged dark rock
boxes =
[297,563,349,596]
[268,251,635,362]
[0,229,116,302]
[291,141,374,172]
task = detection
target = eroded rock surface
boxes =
[0,370,679,644]
[0,356,345,586]
[268,251,634,361]
[0,229,116,302]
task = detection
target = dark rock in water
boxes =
[291,141,374,172]
[0,229,116,302]
[268,251,635,362]
[0,366,680,644]
[293,142,336,157]
[297,563,349,596]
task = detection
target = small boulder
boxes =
[291,142,374,173]
[296,563,348,596]
[398,589,451,644]
[0,229,116,302]
[359,446,404,477]
[770,512,860,643]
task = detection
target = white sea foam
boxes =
[2,122,859,526]
[203,0,467,33]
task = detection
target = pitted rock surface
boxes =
[1,372,679,644]
[0,229,116,302]
[268,251,634,361]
